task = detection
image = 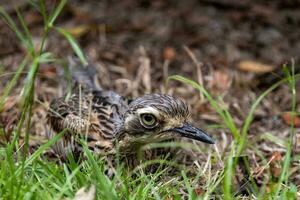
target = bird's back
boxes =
[47,59,129,158]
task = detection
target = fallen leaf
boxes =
[210,70,231,93]
[40,66,57,78]
[194,187,204,196]
[271,151,282,162]
[269,151,282,179]
[282,112,300,127]
[270,166,281,178]
[65,25,91,38]
[165,196,174,200]
[237,60,275,74]
[73,185,96,200]
[163,47,176,60]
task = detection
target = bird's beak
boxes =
[171,123,215,144]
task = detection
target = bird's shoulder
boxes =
[91,90,129,134]
[48,88,130,138]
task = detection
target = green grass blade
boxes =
[0,55,29,112]
[48,0,67,27]
[15,8,35,56]
[274,63,298,196]
[223,148,234,200]
[39,52,56,63]
[15,130,66,176]
[55,27,88,66]
[81,141,119,200]
[238,73,300,156]
[0,7,32,52]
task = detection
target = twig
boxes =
[183,45,204,103]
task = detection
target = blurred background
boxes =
[0,0,300,191]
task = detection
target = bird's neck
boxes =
[112,129,149,158]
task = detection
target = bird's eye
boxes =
[140,114,157,128]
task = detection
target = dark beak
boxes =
[171,123,215,144]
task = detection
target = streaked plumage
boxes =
[47,59,214,167]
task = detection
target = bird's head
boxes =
[117,94,214,147]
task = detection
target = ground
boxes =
[0,0,300,199]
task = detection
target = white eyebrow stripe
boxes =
[136,107,160,117]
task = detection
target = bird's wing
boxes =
[47,57,131,155]
[47,92,93,135]
[47,89,129,152]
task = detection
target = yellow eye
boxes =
[140,114,157,128]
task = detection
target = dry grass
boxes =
[0,1,299,199]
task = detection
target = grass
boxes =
[0,1,299,199]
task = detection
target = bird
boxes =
[46,58,214,168]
